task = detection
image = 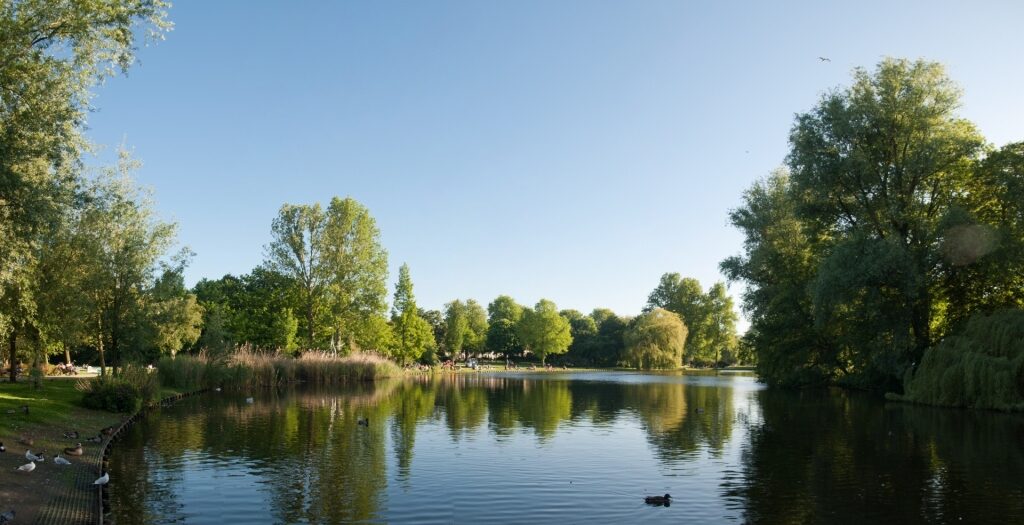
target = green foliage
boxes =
[79,364,159,413]
[390,264,435,365]
[893,310,1024,411]
[646,274,739,366]
[722,58,1023,391]
[622,308,687,369]
[443,300,468,358]
[463,299,489,355]
[264,197,389,352]
[486,295,523,358]
[516,299,572,365]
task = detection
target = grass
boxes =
[155,349,401,390]
[0,377,123,446]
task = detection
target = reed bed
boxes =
[156,348,400,391]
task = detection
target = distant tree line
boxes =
[722,58,1024,392]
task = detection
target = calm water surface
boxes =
[108,372,1024,524]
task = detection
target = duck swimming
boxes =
[64,443,84,456]
[644,494,672,506]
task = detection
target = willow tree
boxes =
[516,299,572,365]
[622,308,687,370]
[789,58,985,387]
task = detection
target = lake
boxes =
[108,372,1024,524]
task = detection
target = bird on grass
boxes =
[644,494,672,506]
[55,454,72,466]
[85,435,103,444]
[64,443,84,456]
[245,397,254,404]
[0,442,5,452]
[16,461,35,473]
[0,509,14,524]
[100,426,115,436]
[94,472,110,485]
[25,450,44,462]
[18,436,34,447]
[63,430,80,439]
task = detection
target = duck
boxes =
[86,434,103,444]
[54,454,72,466]
[64,443,84,456]
[63,430,80,439]
[25,450,44,462]
[644,493,672,506]
[93,472,110,485]
[100,426,115,436]
[18,436,34,447]
[357,417,369,427]
[16,461,35,473]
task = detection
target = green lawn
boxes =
[0,377,123,446]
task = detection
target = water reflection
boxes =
[109,373,1024,524]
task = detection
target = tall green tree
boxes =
[443,300,468,359]
[704,282,739,366]
[390,264,434,365]
[321,197,389,352]
[76,154,176,374]
[517,299,572,365]
[486,295,523,358]
[0,0,171,380]
[622,308,687,370]
[265,203,327,348]
[463,299,488,356]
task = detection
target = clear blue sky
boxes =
[85,0,1024,322]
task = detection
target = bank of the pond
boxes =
[0,378,197,525]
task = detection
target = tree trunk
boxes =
[8,329,17,383]
[98,315,106,378]
[64,345,71,365]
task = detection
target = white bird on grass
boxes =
[25,450,44,462]
[55,454,72,465]
[16,461,35,473]
[94,472,109,485]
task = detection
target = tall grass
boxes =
[890,309,1024,411]
[156,348,400,390]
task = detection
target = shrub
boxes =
[79,378,143,413]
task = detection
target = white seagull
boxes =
[94,472,110,485]
[54,454,72,465]
[25,450,44,462]
[16,461,35,473]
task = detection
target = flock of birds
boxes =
[7,425,113,498]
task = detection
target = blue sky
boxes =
[85,0,1024,321]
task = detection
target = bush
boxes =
[79,378,143,413]
[78,363,161,413]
